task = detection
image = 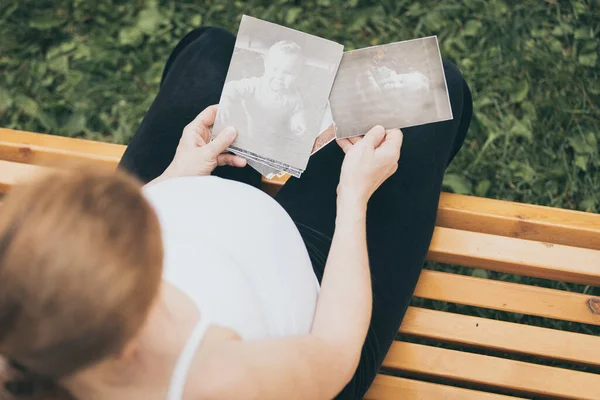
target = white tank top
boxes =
[142,176,319,399]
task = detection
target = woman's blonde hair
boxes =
[0,167,163,379]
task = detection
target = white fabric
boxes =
[166,317,212,400]
[142,176,319,398]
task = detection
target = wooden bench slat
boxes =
[3,129,600,400]
[5,134,600,285]
[430,226,600,286]
[438,192,600,251]
[0,128,124,167]
[415,270,600,326]
[1,175,595,328]
[366,375,524,400]
[0,129,291,191]
[382,341,600,399]
[3,129,600,252]
[401,307,600,366]
[1,163,599,288]
[0,160,53,193]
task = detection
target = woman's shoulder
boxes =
[181,325,247,400]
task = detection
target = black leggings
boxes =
[119,27,472,400]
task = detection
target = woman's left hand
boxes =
[161,105,247,180]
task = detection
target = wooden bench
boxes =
[1,128,600,399]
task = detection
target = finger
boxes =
[182,105,219,145]
[348,136,362,145]
[379,128,404,155]
[194,105,219,127]
[217,153,247,168]
[388,162,399,177]
[336,138,353,153]
[363,125,386,149]
[207,127,237,156]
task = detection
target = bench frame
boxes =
[1,128,599,399]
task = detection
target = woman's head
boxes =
[0,168,163,379]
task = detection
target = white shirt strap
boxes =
[167,317,211,400]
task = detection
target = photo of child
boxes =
[219,40,308,140]
[245,100,336,180]
[214,15,343,173]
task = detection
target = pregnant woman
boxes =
[0,27,472,399]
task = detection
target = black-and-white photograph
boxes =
[214,15,343,171]
[229,145,304,177]
[246,101,337,179]
[329,36,453,139]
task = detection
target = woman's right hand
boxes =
[336,126,403,206]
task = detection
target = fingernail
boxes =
[224,127,237,136]
[374,125,385,134]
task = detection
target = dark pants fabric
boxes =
[119,27,472,400]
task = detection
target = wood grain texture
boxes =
[0,160,53,193]
[2,128,599,252]
[382,341,600,399]
[429,226,600,286]
[400,307,600,366]
[0,128,123,168]
[1,162,599,288]
[437,192,600,250]
[366,375,524,400]
[2,129,600,400]
[415,270,600,325]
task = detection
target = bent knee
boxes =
[203,26,236,42]
[442,59,465,87]
[441,59,471,111]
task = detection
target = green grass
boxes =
[1,0,598,210]
[1,0,599,369]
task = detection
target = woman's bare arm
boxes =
[310,195,371,378]
[201,127,403,400]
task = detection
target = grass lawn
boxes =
[1,0,599,352]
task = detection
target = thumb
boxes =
[363,125,386,149]
[207,127,237,156]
